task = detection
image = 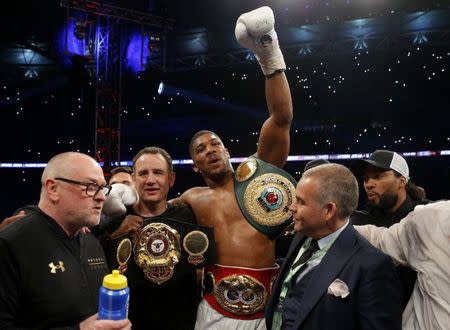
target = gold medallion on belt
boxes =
[235,157,258,182]
[214,274,267,315]
[244,173,295,227]
[116,238,132,274]
[183,230,209,265]
[134,222,181,285]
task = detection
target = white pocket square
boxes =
[327,278,350,298]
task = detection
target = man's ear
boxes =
[45,179,59,203]
[192,163,200,173]
[323,202,337,221]
[399,176,407,188]
[169,172,176,188]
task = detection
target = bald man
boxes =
[0,152,131,329]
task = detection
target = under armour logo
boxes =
[49,261,65,273]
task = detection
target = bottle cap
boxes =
[102,270,128,290]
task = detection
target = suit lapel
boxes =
[275,233,306,289]
[266,233,306,325]
[284,233,306,268]
[292,225,361,329]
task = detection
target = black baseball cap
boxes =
[352,150,409,181]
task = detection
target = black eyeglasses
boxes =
[55,177,112,197]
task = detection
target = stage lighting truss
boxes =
[24,69,39,79]
[354,40,368,50]
[298,46,312,55]
[194,55,207,67]
[74,19,90,40]
[148,35,162,53]
[413,34,428,44]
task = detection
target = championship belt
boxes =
[234,157,296,239]
[215,274,266,316]
[131,216,216,285]
[134,222,181,285]
[204,264,279,320]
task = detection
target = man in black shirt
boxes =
[351,150,428,227]
[102,147,214,330]
[0,152,131,329]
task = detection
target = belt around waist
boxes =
[204,264,279,320]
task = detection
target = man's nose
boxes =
[94,190,107,202]
[288,202,296,213]
[364,178,375,189]
[145,173,156,183]
[206,145,216,154]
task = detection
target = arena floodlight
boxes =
[158,82,165,95]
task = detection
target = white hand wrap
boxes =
[102,183,138,218]
[235,6,286,76]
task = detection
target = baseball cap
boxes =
[352,150,409,181]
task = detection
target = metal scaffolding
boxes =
[60,0,172,170]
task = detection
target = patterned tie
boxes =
[291,239,319,269]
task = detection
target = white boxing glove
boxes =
[235,6,286,76]
[102,183,138,218]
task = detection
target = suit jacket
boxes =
[266,224,403,330]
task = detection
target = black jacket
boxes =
[102,205,214,330]
[0,208,108,329]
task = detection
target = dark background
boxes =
[0,0,449,217]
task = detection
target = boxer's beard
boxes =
[206,167,231,182]
[367,189,399,213]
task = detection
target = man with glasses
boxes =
[0,152,131,329]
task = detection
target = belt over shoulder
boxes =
[234,157,297,239]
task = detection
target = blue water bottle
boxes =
[98,270,129,320]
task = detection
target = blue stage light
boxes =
[57,18,87,57]
[125,33,150,73]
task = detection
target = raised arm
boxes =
[235,6,293,168]
[258,72,293,167]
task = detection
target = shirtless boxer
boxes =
[172,6,294,329]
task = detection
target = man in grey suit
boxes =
[266,163,403,329]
